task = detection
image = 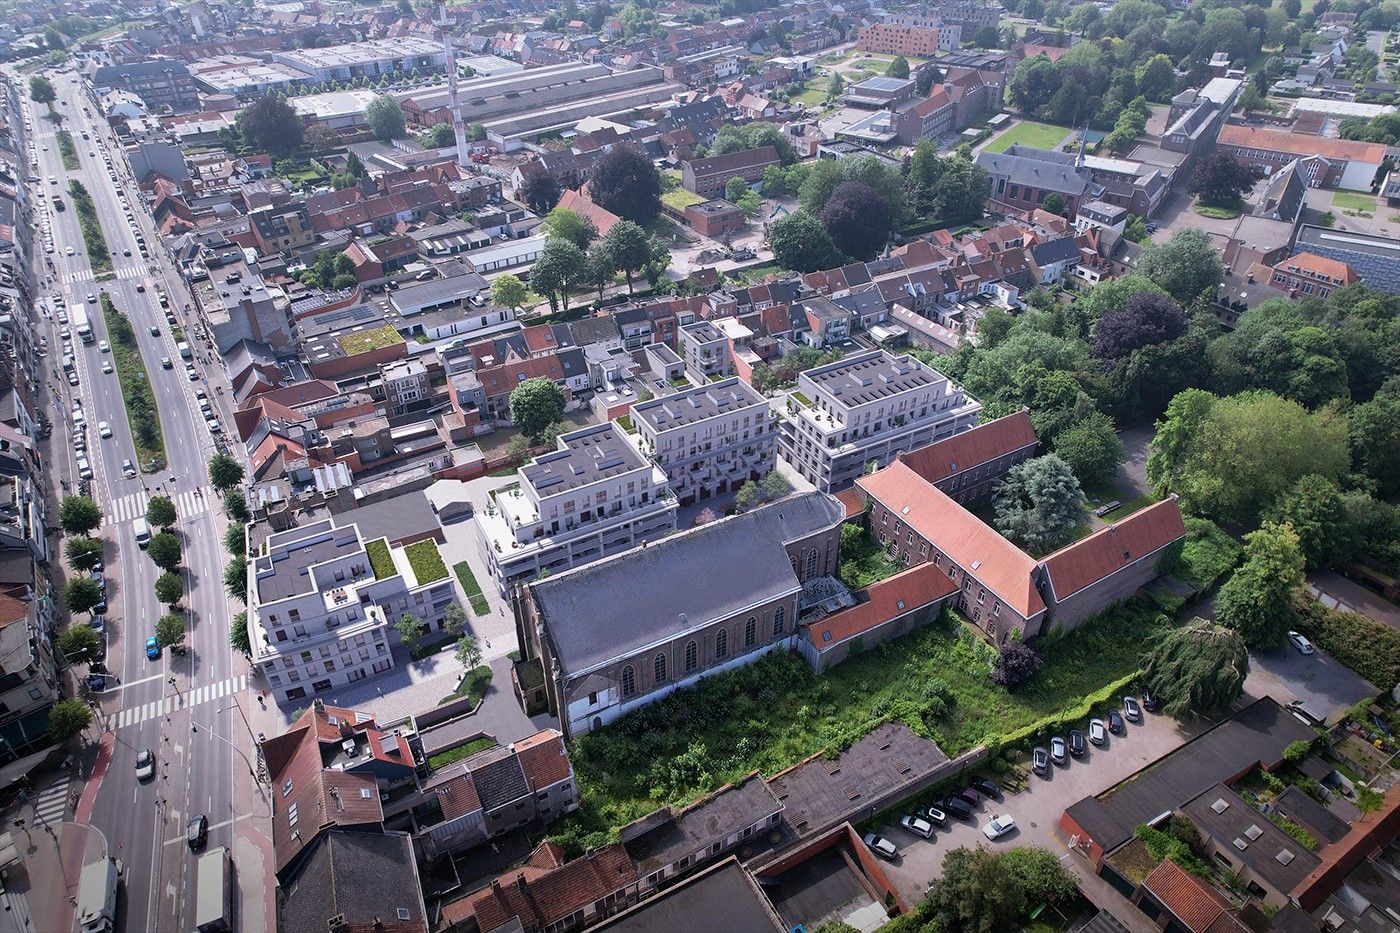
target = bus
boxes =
[72,306,93,344]
[195,846,234,933]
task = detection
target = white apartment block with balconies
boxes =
[631,378,777,507]
[248,519,458,704]
[474,423,678,594]
[778,349,981,492]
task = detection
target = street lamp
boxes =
[191,722,259,783]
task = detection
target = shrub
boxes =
[1293,597,1400,690]
[991,640,1044,688]
[1160,517,1242,591]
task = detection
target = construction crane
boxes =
[436,2,471,168]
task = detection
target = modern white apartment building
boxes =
[778,349,981,491]
[475,423,678,594]
[630,378,777,506]
[248,519,458,704]
[679,320,732,383]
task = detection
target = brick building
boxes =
[681,146,781,197]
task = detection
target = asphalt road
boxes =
[22,68,254,933]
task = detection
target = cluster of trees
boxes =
[1341,111,1400,145]
[908,845,1079,933]
[529,210,670,312]
[705,121,798,166]
[365,94,405,142]
[768,149,988,273]
[297,249,357,290]
[733,470,792,513]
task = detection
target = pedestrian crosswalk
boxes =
[106,673,249,731]
[59,265,146,285]
[30,778,69,827]
[102,486,216,526]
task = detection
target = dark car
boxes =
[955,787,981,807]
[1069,729,1087,758]
[1141,688,1158,713]
[1050,736,1068,765]
[1108,709,1125,734]
[921,804,948,827]
[970,777,1001,799]
[187,814,208,850]
[940,796,974,820]
[1123,696,1143,723]
[1032,747,1050,775]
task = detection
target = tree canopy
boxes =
[587,146,662,224]
[365,94,406,141]
[59,495,102,536]
[819,180,890,261]
[1216,522,1306,647]
[238,93,304,158]
[770,211,844,273]
[1137,229,1223,305]
[208,453,245,491]
[1141,619,1248,719]
[509,377,567,443]
[146,496,177,529]
[993,454,1087,554]
[1190,151,1264,208]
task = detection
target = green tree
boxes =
[926,846,1027,933]
[734,480,762,513]
[1138,229,1223,304]
[509,377,567,442]
[345,150,366,179]
[490,274,529,311]
[225,555,248,602]
[147,533,182,571]
[1266,474,1353,569]
[208,453,245,491]
[365,94,406,141]
[725,176,750,202]
[146,496,177,529]
[528,238,588,312]
[224,489,250,523]
[1135,54,1176,102]
[1350,392,1400,497]
[826,71,845,99]
[230,610,251,655]
[1141,619,1249,719]
[1147,389,1349,524]
[427,122,456,148]
[583,242,616,299]
[886,55,910,79]
[155,571,184,607]
[769,211,843,273]
[237,93,304,157]
[155,613,185,649]
[587,145,662,224]
[56,624,101,663]
[64,577,102,615]
[543,207,598,249]
[1053,412,1124,488]
[1216,522,1306,647]
[28,75,56,104]
[49,698,92,743]
[395,611,423,648]
[601,221,653,295]
[304,123,339,153]
[1040,192,1066,216]
[455,634,482,670]
[999,847,1079,905]
[65,536,104,573]
[993,454,1087,554]
[443,603,468,636]
[59,495,102,536]
[466,123,487,142]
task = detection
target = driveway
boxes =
[1309,569,1400,630]
[873,710,1205,928]
[1247,642,1379,726]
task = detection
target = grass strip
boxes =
[427,734,497,769]
[68,180,111,275]
[437,664,493,707]
[100,294,165,469]
[453,561,491,615]
[55,130,80,171]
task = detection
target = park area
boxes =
[984,120,1072,154]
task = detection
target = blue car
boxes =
[145,636,160,660]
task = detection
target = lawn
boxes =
[790,87,829,107]
[405,540,448,584]
[453,561,491,616]
[1333,191,1377,214]
[366,538,394,580]
[337,325,402,356]
[837,523,901,589]
[549,599,1173,854]
[984,120,1072,154]
[437,664,493,707]
[427,735,498,770]
[100,295,166,470]
[661,186,706,212]
[1195,203,1242,219]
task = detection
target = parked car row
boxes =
[1032,693,1155,777]
[864,777,1008,860]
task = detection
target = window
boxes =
[805,549,818,578]
[774,605,785,635]
[621,666,636,697]
[685,640,698,672]
[654,653,667,683]
[745,617,757,647]
[715,629,728,659]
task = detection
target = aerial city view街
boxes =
[0,0,1398,929]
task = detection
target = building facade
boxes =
[630,378,777,506]
[778,349,981,492]
[679,320,733,383]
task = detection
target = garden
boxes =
[983,120,1072,154]
[549,598,1175,854]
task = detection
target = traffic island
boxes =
[100,294,166,470]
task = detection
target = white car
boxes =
[982,814,1017,840]
[64,245,74,255]
[1288,631,1315,655]
[101,361,112,374]
[899,815,934,839]
[98,340,110,353]
[863,833,898,861]
[97,421,112,438]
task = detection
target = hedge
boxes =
[992,669,1143,751]
[1292,597,1400,692]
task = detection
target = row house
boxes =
[681,146,782,197]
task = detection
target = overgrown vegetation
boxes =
[1293,597,1400,691]
[101,295,164,467]
[67,180,111,274]
[551,601,1172,854]
[1160,517,1241,590]
[452,561,491,615]
[837,522,900,589]
[55,129,79,171]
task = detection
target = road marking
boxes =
[100,487,214,527]
[105,674,249,730]
[31,778,69,826]
[101,671,165,693]
[161,814,246,846]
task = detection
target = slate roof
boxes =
[278,830,427,933]
[975,147,1091,197]
[465,745,532,811]
[530,492,844,676]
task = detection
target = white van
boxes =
[133,517,151,549]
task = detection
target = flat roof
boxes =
[623,774,781,874]
[521,423,649,497]
[681,320,726,344]
[1297,224,1400,261]
[255,521,364,602]
[633,378,766,432]
[277,36,442,69]
[1181,784,1320,892]
[806,350,941,408]
[851,76,914,92]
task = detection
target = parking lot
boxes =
[870,703,1208,913]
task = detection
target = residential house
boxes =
[1262,251,1359,298]
[681,146,781,197]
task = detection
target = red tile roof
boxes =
[463,843,638,931]
[899,410,1038,485]
[1217,124,1388,164]
[858,461,1047,619]
[835,486,866,519]
[1272,251,1359,286]
[514,730,573,788]
[1142,860,1232,932]
[476,354,566,398]
[1041,497,1186,601]
[557,187,622,236]
[806,563,957,648]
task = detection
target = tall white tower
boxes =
[437,3,471,168]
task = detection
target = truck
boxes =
[194,847,233,933]
[177,340,192,360]
[72,306,93,344]
[75,857,117,933]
